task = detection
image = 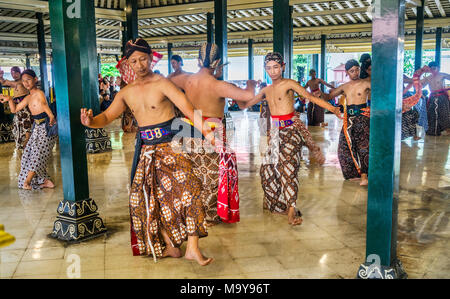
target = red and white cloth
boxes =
[217,124,240,224]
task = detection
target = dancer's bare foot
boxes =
[360,174,368,186]
[185,248,213,266]
[288,207,303,226]
[22,183,32,190]
[162,246,182,258]
[41,179,55,189]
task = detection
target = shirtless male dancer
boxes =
[305,69,335,127]
[0,69,56,190]
[0,67,32,150]
[81,38,214,266]
[167,55,191,80]
[170,43,256,225]
[237,52,342,226]
[413,61,450,136]
[323,59,371,186]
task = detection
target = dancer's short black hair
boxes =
[21,69,37,79]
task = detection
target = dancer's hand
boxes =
[49,116,56,126]
[331,106,343,119]
[80,108,93,127]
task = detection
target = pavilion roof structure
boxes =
[0,0,449,66]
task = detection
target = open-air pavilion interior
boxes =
[0,0,449,280]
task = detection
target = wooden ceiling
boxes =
[0,0,449,65]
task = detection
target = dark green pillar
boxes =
[357,0,406,279]
[49,0,106,242]
[25,54,31,69]
[126,0,138,41]
[312,54,319,74]
[36,12,49,100]
[414,0,425,70]
[435,27,442,67]
[273,0,292,78]
[168,42,173,74]
[248,39,254,80]
[214,0,227,81]
[320,34,326,92]
[207,12,214,44]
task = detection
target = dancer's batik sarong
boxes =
[260,100,271,136]
[260,112,312,215]
[401,108,419,140]
[121,108,137,133]
[12,96,32,150]
[307,89,325,126]
[0,104,13,143]
[18,113,57,190]
[338,104,370,180]
[426,89,450,136]
[129,119,208,261]
[181,116,240,224]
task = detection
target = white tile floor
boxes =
[0,112,448,279]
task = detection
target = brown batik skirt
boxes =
[12,96,32,150]
[129,142,208,260]
[260,114,310,214]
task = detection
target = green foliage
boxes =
[101,63,120,78]
[292,54,311,84]
[403,50,434,77]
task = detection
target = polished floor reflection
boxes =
[0,112,448,279]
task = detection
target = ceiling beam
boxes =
[0,0,126,21]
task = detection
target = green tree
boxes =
[101,63,120,78]
[292,54,310,84]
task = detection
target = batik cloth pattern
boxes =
[121,108,137,133]
[338,111,370,180]
[306,89,325,126]
[217,121,240,224]
[129,141,208,260]
[184,136,220,224]
[401,108,419,140]
[18,121,57,189]
[426,90,450,136]
[260,100,271,136]
[260,113,307,214]
[12,96,32,150]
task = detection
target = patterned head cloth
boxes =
[345,59,360,71]
[198,43,220,69]
[124,38,152,59]
[264,52,285,67]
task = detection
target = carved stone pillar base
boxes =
[357,262,398,279]
[51,198,107,243]
[85,128,112,154]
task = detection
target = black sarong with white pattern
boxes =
[18,121,57,189]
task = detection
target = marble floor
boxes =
[0,112,448,279]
